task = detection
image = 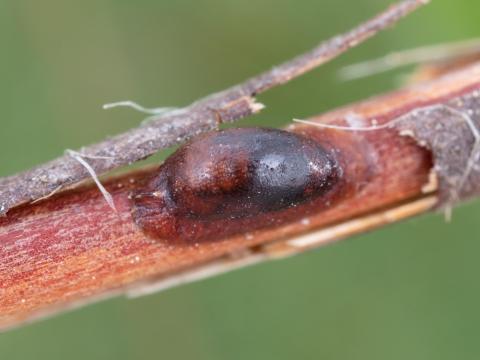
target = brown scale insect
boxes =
[132,127,343,242]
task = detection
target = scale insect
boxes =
[132,127,343,242]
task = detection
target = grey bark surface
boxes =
[394,89,480,207]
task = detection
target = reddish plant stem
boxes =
[2,61,480,331]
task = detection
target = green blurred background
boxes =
[1,0,480,359]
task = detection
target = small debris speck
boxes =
[130,256,141,264]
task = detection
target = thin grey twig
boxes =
[0,0,428,215]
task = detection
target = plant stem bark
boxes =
[2,59,480,331]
